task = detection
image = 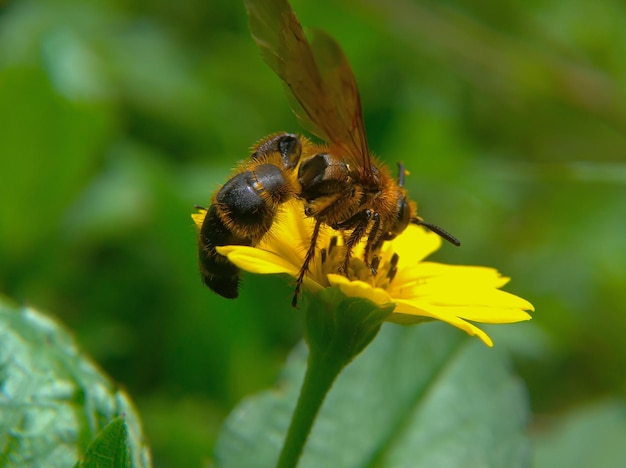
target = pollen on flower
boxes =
[311,235,400,291]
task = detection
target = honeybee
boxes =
[198,0,459,305]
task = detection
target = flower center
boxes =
[315,236,399,290]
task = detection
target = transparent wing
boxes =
[245,0,371,173]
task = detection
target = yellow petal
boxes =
[393,300,494,347]
[406,298,530,323]
[217,245,324,293]
[191,210,206,229]
[218,245,298,276]
[417,287,534,311]
[388,225,441,263]
[258,229,308,272]
[255,203,322,270]
[409,263,509,287]
[450,305,532,323]
[390,264,514,301]
[327,274,393,306]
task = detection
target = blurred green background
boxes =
[1,0,625,465]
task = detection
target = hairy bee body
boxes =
[198,133,305,298]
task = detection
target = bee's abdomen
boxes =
[199,163,295,298]
[199,205,247,298]
[216,165,289,236]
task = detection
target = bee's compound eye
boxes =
[278,134,302,169]
[298,153,329,187]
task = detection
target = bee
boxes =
[198,0,460,305]
[197,132,309,299]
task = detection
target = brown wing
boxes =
[245,0,371,173]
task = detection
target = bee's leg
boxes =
[338,210,373,275]
[370,255,381,274]
[339,223,367,274]
[387,253,400,282]
[362,212,382,275]
[292,219,323,308]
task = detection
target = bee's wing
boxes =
[245,0,371,173]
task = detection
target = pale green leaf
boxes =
[0,298,150,468]
[215,322,530,467]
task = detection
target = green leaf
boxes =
[77,418,131,468]
[533,400,626,468]
[0,297,150,467]
[214,322,530,467]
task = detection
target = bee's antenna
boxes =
[397,162,406,187]
[412,218,461,246]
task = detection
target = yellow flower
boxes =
[193,201,533,347]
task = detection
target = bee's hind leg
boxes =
[292,219,323,308]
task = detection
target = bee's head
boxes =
[384,192,412,241]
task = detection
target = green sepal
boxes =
[302,286,395,367]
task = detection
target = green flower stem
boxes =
[277,287,395,467]
[276,346,348,468]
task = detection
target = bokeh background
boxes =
[1,0,625,465]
